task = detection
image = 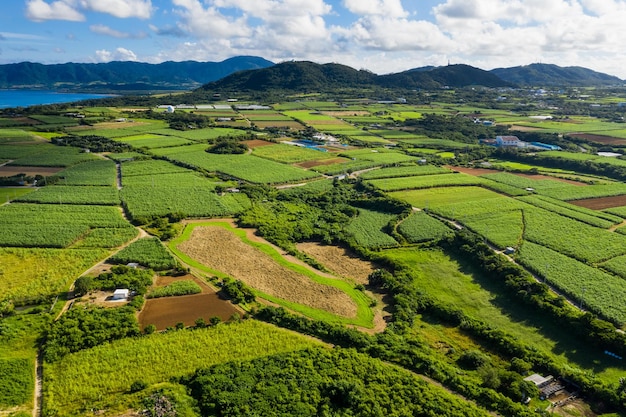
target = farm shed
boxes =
[112,289,129,300]
[524,374,554,388]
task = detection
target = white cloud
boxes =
[342,0,407,18]
[172,0,334,55]
[172,0,251,38]
[94,47,138,62]
[78,0,153,19]
[25,0,85,22]
[25,0,153,21]
[90,24,148,39]
[346,16,452,52]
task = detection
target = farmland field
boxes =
[53,159,117,186]
[517,242,626,325]
[0,187,35,202]
[346,208,399,248]
[171,221,374,326]
[152,144,320,183]
[0,247,108,304]
[252,143,334,163]
[16,185,120,205]
[44,320,324,416]
[109,237,177,270]
[397,211,455,243]
[359,164,453,179]
[139,274,239,330]
[296,242,378,285]
[367,173,485,191]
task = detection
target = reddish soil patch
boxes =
[0,166,64,177]
[569,133,626,145]
[569,194,626,210]
[297,157,348,168]
[11,117,40,125]
[243,139,275,148]
[138,292,238,330]
[139,273,240,330]
[513,173,588,186]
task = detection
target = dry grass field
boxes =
[177,225,358,317]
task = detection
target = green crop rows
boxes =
[346,208,398,248]
[152,144,320,183]
[397,211,454,243]
[253,143,334,163]
[16,185,120,205]
[368,173,485,192]
[109,237,177,270]
[54,160,117,186]
[517,242,626,325]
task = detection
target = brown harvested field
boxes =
[508,125,545,132]
[243,139,275,148]
[177,225,358,318]
[296,242,377,285]
[297,157,349,168]
[0,166,64,176]
[448,165,588,186]
[138,273,239,330]
[514,173,588,186]
[569,133,626,145]
[569,195,626,210]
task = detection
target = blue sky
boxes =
[3,0,626,77]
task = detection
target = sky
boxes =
[2,0,626,78]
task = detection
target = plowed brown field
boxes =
[0,166,64,176]
[138,274,239,330]
[177,226,358,318]
[569,195,626,210]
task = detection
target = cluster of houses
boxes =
[480,135,561,151]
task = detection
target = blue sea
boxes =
[0,90,114,109]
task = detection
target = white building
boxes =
[495,135,526,147]
[111,289,130,300]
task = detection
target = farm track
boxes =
[32,350,43,417]
[609,219,626,232]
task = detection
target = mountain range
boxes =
[0,56,274,91]
[0,57,622,92]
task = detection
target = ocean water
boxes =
[0,90,113,109]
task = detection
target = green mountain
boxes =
[200,62,513,92]
[380,64,513,89]
[0,56,274,91]
[490,63,623,86]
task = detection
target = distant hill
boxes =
[0,56,274,91]
[490,63,623,86]
[380,64,513,89]
[200,62,513,92]
[199,61,377,92]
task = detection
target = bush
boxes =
[130,380,148,393]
